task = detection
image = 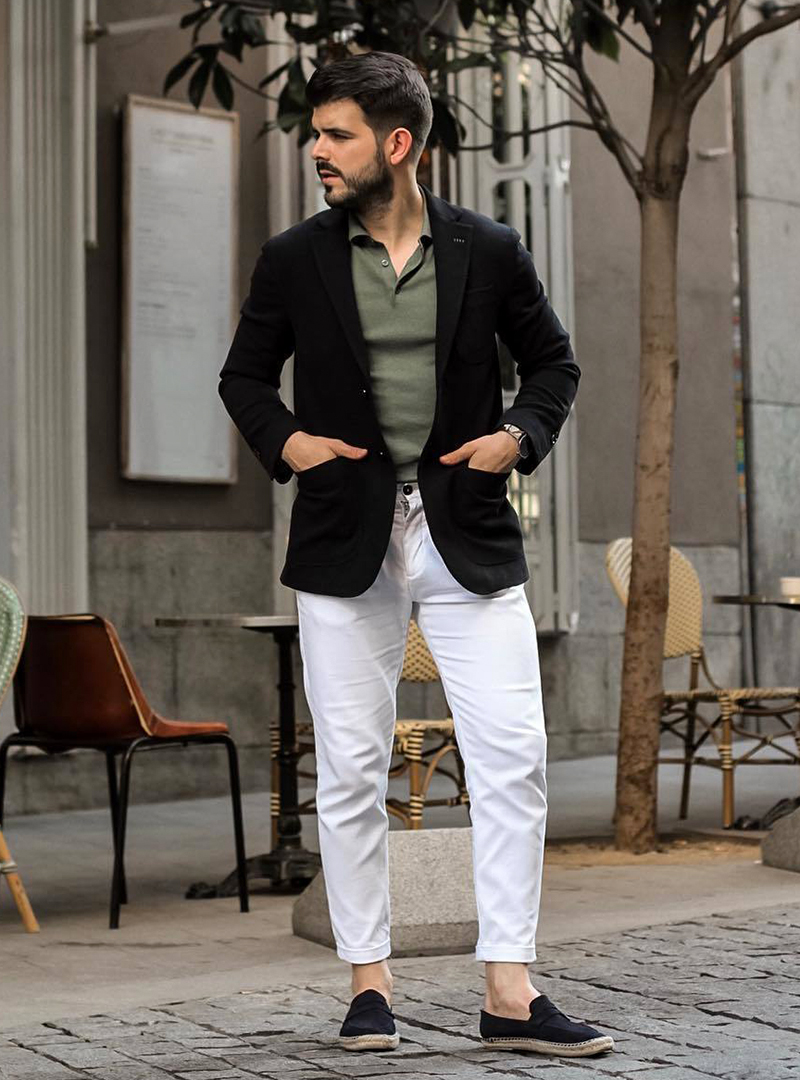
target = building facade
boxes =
[2,0,796,816]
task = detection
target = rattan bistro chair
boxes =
[606,538,800,827]
[0,614,249,928]
[270,618,470,841]
[0,578,39,932]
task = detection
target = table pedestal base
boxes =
[186,847,322,898]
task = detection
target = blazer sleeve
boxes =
[218,238,304,485]
[494,227,580,475]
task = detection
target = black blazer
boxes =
[219,183,580,597]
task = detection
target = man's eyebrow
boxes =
[310,124,355,136]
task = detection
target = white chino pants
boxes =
[295,477,548,964]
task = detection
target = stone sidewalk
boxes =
[3,901,799,1080]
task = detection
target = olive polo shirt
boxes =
[347,190,436,483]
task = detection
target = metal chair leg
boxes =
[105,751,127,905]
[222,735,249,913]
[110,739,144,929]
[679,703,697,819]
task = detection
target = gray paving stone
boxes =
[7,902,800,1078]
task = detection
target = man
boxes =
[219,51,612,1058]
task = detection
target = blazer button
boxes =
[550,432,558,445]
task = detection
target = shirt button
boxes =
[381,258,389,267]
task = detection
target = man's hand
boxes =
[282,431,368,474]
[439,432,519,473]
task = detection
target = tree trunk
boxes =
[614,190,681,852]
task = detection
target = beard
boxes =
[319,146,394,214]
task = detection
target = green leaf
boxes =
[430,97,462,155]
[276,59,311,133]
[598,22,620,60]
[163,54,196,96]
[220,5,240,32]
[584,10,621,61]
[616,0,634,23]
[219,36,244,62]
[285,56,308,106]
[258,58,293,89]
[212,62,234,110]
[188,59,212,108]
[457,0,478,28]
[276,106,311,134]
[240,12,266,44]
[295,111,314,147]
[179,6,208,29]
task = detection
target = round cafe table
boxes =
[712,593,800,612]
[154,614,321,896]
[712,591,800,692]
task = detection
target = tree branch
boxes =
[459,117,599,151]
[684,3,800,105]
[582,0,656,60]
[631,0,659,37]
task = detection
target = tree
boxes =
[166,0,800,852]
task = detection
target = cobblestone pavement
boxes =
[3,902,799,1080]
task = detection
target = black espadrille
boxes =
[338,988,400,1051]
[480,993,614,1057]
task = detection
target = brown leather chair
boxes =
[0,614,248,928]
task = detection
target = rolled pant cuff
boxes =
[336,939,392,964]
[475,945,537,963]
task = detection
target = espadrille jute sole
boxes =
[482,1033,614,1056]
[339,1032,400,1051]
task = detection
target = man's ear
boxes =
[388,127,415,167]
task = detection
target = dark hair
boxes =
[305,52,433,162]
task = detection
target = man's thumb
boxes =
[336,441,369,458]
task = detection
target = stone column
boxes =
[733,13,800,686]
[0,0,89,734]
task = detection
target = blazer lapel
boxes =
[311,211,371,382]
[310,184,473,387]
[422,184,472,387]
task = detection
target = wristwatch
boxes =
[497,423,532,462]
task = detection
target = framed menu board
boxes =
[121,93,239,483]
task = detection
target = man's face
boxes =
[310,100,395,212]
